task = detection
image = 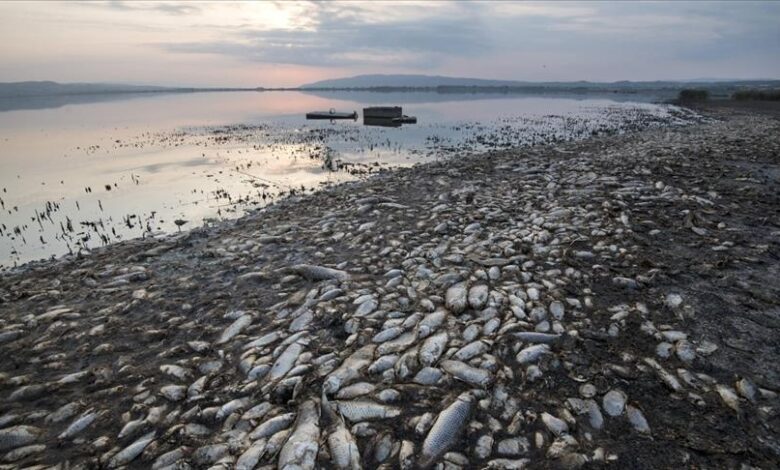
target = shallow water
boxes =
[0,90,697,268]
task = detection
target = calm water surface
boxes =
[0,91,696,268]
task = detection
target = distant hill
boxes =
[302,74,530,89]
[300,74,780,94]
[0,81,176,98]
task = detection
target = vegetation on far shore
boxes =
[732,89,780,101]
[678,89,709,102]
[676,87,780,103]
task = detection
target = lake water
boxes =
[0,90,700,269]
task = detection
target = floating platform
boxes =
[393,115,417,124]
[306,109,358,120]
[363,106,402,119]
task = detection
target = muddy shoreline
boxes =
[1,104,779,469]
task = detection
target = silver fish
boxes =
[216,314,253,345]
[292,264,350,281]
[58,411,98,440]
[188,376,208,399]
[2,444,46,462]
[515,344,550,365]
[454,340,490,361]
[249,413,296,440]
[446,282,469,313]
[323,344,376,394]
[322,393,362,469]
[278,399,320,470]
[441,360,493,387]
[152,447,187,469]
[241,402,273,421]
[235,438,267,470]
[417,309,447,338]
[268,342,305,382]
[368,354,399,375]
[217,397,250,421]
[335,400,401,422]
[419,332,448,367]
[243,331,281,350]
[108,431,155,468]
[0,425,40,452]
[419,392,474,468]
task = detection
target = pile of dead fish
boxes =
[0,112,778,469]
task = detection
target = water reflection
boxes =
[363,117,403,128]
[0,91,698,269]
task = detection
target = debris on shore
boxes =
[0,106,778,468]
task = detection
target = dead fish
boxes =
[485,458,531,469]
[117,418,146,439]
[160,385,186,402]
[512,332,560,344]
[57,370,90,384]
[2,443,46,462]
[417,309,447,338]
[372,326,404,343]
[322,393,362,469]
[0,425,40,452]
[187,340,210,353]
[160,364,190,381]
[278,399,320,470]
[46,402,81,424]
[419,332,448,367]
[289,309,313,332]
[441,360,492,387]
[152,446,188,469]
[626,405,650,434]
[292,264,350,281]
[735,378,757,402]
[372,431,395,463]
[243,331,281,350]
[59,411,98,440]
[398,440,414,470]
[188,376,208,399]
[716,384,740,412]
[515,344,550,365]
[376,331,417,355]
[241,402,273,421]
[264,429,291,460]
[216,314,253,345]
[454,340,490,361]
[323,344,376,394]
[368,355,399,375]
[602,390,627,417]
[192,443,229,466]
[336,382,376,400]
[468,284,489,309]
[335,400,401,422]
[217,397,250,421]
[474,435,494,459]
[541,412,568,436]
[418,392,474,468]
[268,342,305,382]
[249,413,296,440]
[108,431,155,468]
[235,438,267,470]
[446,282,469,313]
[414,367,444,385]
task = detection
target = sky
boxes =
[0,1,778,87]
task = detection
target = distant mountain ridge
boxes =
[301,74,780,90]
[301,74,532,88]
[0,81,175,98]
